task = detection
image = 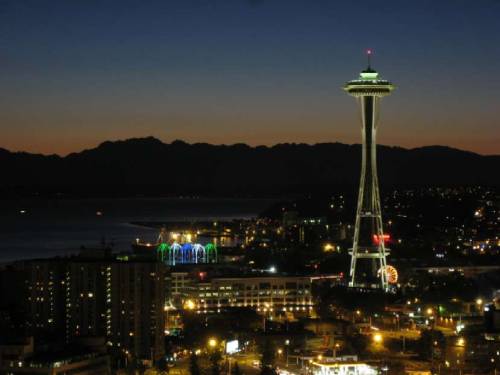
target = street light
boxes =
[352,309,361,324]
[208,338,217,348]
[284,340,290,367]
[373,333,383,344]
[184,299,196,310]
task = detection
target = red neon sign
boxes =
[373,234,390,245]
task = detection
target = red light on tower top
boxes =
[366,49,373,68]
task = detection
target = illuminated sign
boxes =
[372,234,390,245]
[226,340,239,354]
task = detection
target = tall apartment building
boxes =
[21,260,67,338]
[8,253,167,363]
[0,264,30,337]
[66,261,109,339]
[109,261,166,361]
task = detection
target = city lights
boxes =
[0,20,498,375]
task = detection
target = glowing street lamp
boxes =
[208,338,217,348]
[333,342,341,358]
[184,299,196,310]
[323,243,335,252]
[373,333,383,344]
[284,340,290,367]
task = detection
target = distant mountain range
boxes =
[0,137,498,196]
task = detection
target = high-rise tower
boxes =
[344,51,394,291]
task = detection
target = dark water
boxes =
[0,198,274,262]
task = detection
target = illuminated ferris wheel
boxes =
[378,265,398,284]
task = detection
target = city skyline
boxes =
[1,2,500,373]
[0,0,499,155]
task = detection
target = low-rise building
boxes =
[0,352,110,375]
[170,271,314,317]
[0,337,110,375]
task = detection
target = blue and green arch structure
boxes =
[156,242,218,266]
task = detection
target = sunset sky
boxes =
[0,0,499,155]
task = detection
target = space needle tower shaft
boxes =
[344,50,395,291]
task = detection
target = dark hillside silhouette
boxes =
[0,137,498,196]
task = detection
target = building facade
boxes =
[23,260,67,338]
[169,272,314,317]
[7,254,166,363]
[109,261,166,361]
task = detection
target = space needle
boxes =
[344,50,395,291]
